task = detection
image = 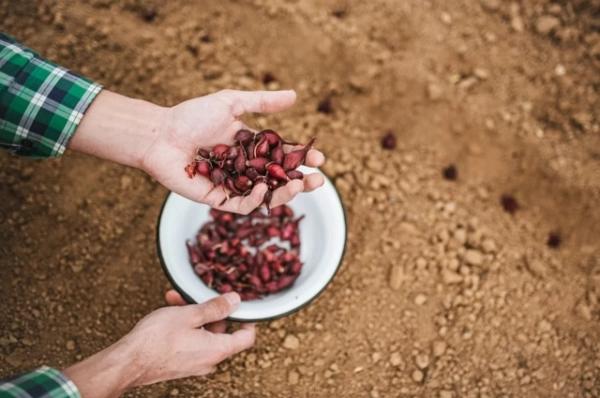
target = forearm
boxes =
[70,90,167,169]
[63,338,143,398]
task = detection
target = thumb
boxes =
[220,89,297,116]
[186,292,240,327]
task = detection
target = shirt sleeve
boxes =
[0,366,81,398]
[0,32,102,158]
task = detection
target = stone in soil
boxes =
[288,370,300,385]
[415,354,430,369]
[414,293,427,306]
[464,249,484,266]
[433,340,447,357]
[442,270,463,285]
[535,15,560,35]
[389,264,406,290]
[427,82,444,101]
[480,0,500,12]
[390,352,403,367]
[283,334,300,350]
[412,369,424,383]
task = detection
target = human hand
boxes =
[142,89,325,214]
[64,292,255,398]
[164,289,229,334]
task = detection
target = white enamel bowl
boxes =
[156,167,347,322]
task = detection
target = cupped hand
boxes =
[124,292,254,386]
[142,89,325,214]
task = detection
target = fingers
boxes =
[302,172,325,192]
[219,89,297,116]
[267,173,325,207]
[269,179,303,208]
[165,290,187,306]
[205,320,227,334]
[201,185,228,209]
[305,149,325,168]
[216,183,268,215]
[228,323,256,354]
[281,146,325,169]
[213,323,256,358]
[186,292,240,327]
[167,290,229,333]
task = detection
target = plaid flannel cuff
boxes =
[0,366,81,398]
[0,33,102,158]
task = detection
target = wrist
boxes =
[115,96,168,169]
[70,90,168,169]
[64,337,144,398]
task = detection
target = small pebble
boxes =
[433,340,447,357]
[538,319,552,333]
[415,354,430,369]
[535,15,560,35]
[414,294,428,306]
[427,83,444,100]
[577,302,593,321]
[480,0,500,12]
[453,229,467,245]
[120,175,132,189]
[442,270,463,284]
[389,265,406,290]
[440,12,452,24]
[288,370,299,385]
[283,334,300,350]
[390,352,403,367]
[464,249,484,266]
[412,369,424,383]
[66,340,76,351]
[372,352,382,363]
[439,390,454,398]
[481,239,497,253]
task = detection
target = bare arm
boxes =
[63,292,255,398]
[69,89,326,214]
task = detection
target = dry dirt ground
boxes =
[1,0,600,397]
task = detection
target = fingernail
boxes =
[224,292,241,306]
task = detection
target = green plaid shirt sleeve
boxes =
[0,366,81,398]
[0,32,102,158]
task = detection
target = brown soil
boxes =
[1,0,600,397]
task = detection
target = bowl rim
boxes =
[155,171,348,322]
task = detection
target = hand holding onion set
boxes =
[137,89,325,215]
